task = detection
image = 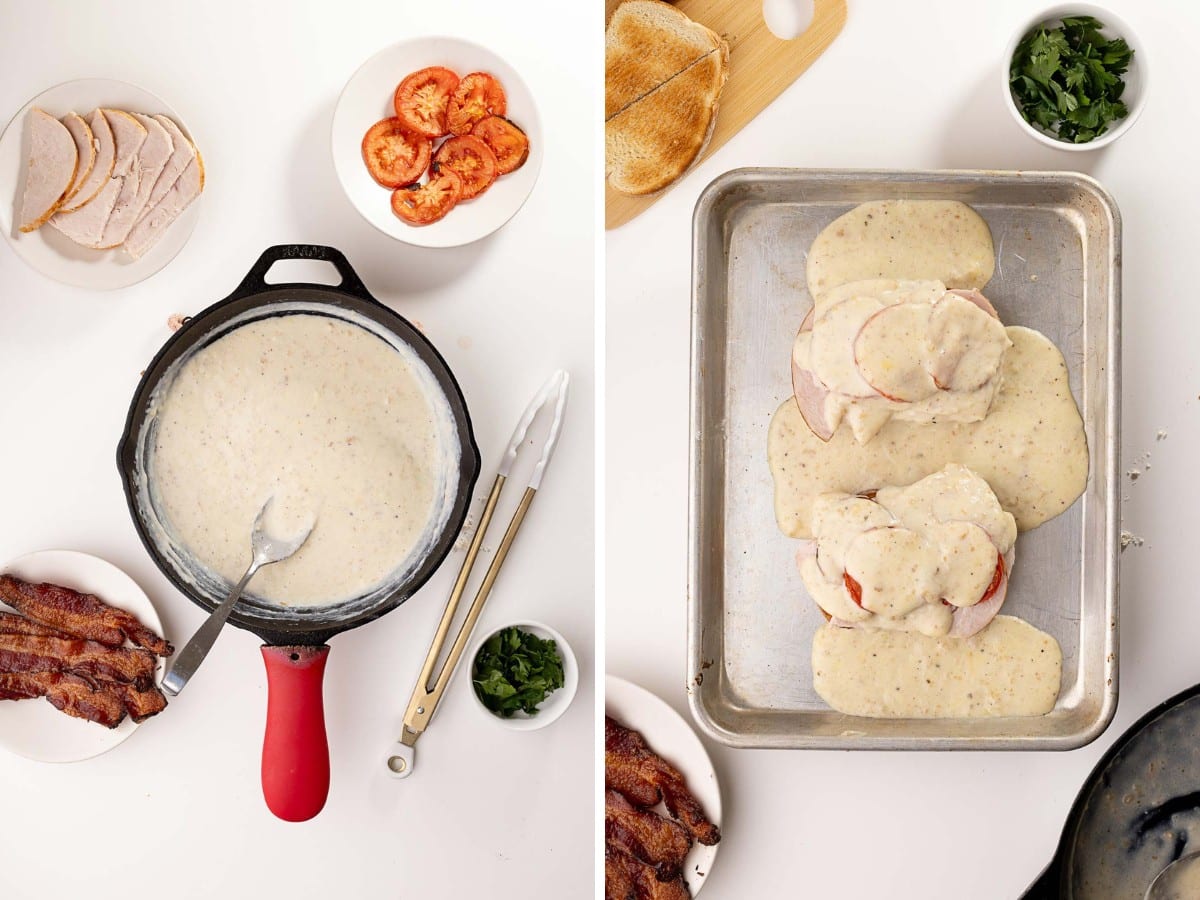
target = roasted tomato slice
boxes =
[433,135,498,200]
[390,165,463,226]
[978,553,1005,605]
[472,115,530,175]
[447,72,507,136]
[843,572,864,607]
[362,118,432,188]
[393,66,459,138]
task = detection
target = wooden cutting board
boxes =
[605,0,847,229]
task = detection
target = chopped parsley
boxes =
[472,626,565,718]
[1009,16,1133,144]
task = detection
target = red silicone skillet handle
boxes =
[260,645,331,822]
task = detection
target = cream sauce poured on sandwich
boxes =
[772,199,1086,719]
[806,200,996,300]
[798,465,1016,638]
[792,279,1011,443]
[811,615,1062,718]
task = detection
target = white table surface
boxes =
[0,2,595,898]
[607,1,1192,897]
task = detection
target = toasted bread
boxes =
[605,0,729,196]
[605,0,719,120]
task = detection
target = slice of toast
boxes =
[605,0,729,196]
[605,0,719,120]
[606,37,729,196]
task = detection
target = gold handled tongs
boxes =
[386,370,569,778]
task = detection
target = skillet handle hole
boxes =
[290,652,300,661]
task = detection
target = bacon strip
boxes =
[606,789,692,882]
[0,671,127,728]
[0,610,71,639]
[606,717,721,846]
[0,635,156,690]
[0,575,173,656]
[115,681,168,723]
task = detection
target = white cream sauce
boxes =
[811,615,1062,718]
[1071,695,1200,899]
[800,465,1016,636]
[778,198,1088,720]
[792,279,1011,443]
[771,326,1089,539]
[806,200,995,300]
[151,314,444,606]
[1149,855,1200,900]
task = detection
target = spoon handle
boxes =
[162,561,260,696]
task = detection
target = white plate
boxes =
[331,37,543,248]
[606,675,722,895]
[0,550,166,762]
[0,78,203,290]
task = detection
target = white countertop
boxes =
[0,2,594,898]
[607,0,1194,897]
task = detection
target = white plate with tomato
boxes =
[332,37,542,248]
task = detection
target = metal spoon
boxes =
[1146,850,1200,900]
[162,498,315,696]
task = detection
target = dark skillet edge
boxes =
[116,244,484,647]
[1020,681,1200,898]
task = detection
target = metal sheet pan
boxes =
[688,169,1120,750]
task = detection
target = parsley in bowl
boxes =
[470,621,578,729]
[1003,5,1147,150]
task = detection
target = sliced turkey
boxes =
[795,464,1017,639]
[49,109,146,248]
[138,115,195,218]
[17,109,78,232]
[59,109,114,213]
[59,112,96,208]
[123,150,203,260]
[97,113,173,249]
[790,279,1012,444]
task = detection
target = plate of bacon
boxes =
[605,675,722,898]
[0,550,173,762]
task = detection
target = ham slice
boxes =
[97,112,173,248]
[49,109,146,248]
[947,548,1014,638]
[790,282,1009,444]
[17,109,78,232]
[59,112,97,207]
[123,150,203,259]
[59,109,114,213]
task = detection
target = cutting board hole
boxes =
[763,0,815,40]
[290,652,300,661]
[262,258,343,287]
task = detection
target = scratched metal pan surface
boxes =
[688,169,1121,750]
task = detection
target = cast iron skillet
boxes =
[1023,682,1200,897]
[117,244,481,821]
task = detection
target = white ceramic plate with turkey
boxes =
[0,78,204,290]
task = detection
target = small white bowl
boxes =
[1001,4,1148,151]
[468,620,578,731]
[331,36,543,248]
